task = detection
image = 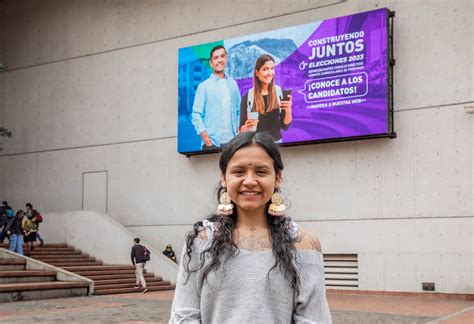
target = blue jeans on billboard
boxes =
[9,234,23,255]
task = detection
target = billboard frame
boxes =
[181,9,397,157]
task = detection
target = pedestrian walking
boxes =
[130,237,148,293]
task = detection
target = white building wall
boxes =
[0,0,473,294]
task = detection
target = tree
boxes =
[0,127,13,151]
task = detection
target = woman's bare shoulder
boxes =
[293,228,322,252]
[197,228,209,240]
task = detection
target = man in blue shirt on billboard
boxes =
[192,45,241,150]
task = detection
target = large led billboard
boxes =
[178,8,395,155]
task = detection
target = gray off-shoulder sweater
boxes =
[169,233,332,324]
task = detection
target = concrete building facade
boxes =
[0,0,472,294]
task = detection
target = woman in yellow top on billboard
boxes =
[239,54,292,143]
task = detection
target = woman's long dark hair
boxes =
[253,54,279,115]
[184,132,300,295]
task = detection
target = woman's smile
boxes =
[239,190,261,197]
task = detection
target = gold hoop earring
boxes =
[268,189,286,216]
[217,189,233,216]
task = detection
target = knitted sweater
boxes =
[169,233,332,323]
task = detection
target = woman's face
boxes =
[222,144,281,214]
[255,60,275,86]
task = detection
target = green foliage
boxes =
[0,127,13,151]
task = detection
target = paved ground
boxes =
[0,290,472,323]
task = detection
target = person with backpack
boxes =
[22,213,39,256]
[0,201,15,244]
[4,210,25,255]
[0,202,9,243]
[0,202,6,218]
[130,237,149,293]
[25,203,44,246]
[0,212,6,244]
[1,201,14,219]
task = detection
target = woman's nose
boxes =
[243,173,257,185]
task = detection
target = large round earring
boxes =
[217,189,234,216]
[268,188,286,216]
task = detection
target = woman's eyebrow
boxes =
[229,164,271,169]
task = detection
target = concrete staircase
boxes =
[0,251,89,302]
[1,243,175,295]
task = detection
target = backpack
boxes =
[142,246,151,262]
[35,211,43,223]
[6,208,14,218]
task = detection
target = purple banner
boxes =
[177,8,391,154]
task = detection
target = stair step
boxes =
[34,257,89,262]
[86,273,155,281]
[32,247,76,252]
[30,250,83,255]
[0,270,57,277]
[0,270,57,284]
[93,284,175,295]
[0,243,68,248]
[94,281,171,290]
[94,277,163,286]
[0,259,26,266]
[42,258,97,262]
[0,259,27,270]
[33,255,90,260]
[62,265,135,271]
[73,270,137,276]
[0,281,89,302]
[0,280,89,292]
[0,264,25,271]
[0,275,57,284]
[47,261,103,267]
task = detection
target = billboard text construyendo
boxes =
[177,8,395,155]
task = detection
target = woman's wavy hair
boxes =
[184,132,300,295]
[253,54,279,114]
[15,210,25,219]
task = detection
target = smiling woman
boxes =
[239,54,293,143]
[222,145,279,216]
[169,132,332,324]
